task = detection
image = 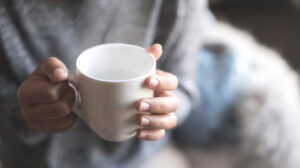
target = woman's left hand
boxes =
[136,44,179,141]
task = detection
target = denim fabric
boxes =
[173,44,249,146]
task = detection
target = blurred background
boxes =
[142,0,300,167]
[211,0,300,70]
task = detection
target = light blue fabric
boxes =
[174,44,249,146]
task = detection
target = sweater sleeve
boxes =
[0,58,51,167]
[0,55,49,149]
[0,2,50,147]
[0,77,49,148]
[154,0,207,124]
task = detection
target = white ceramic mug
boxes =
[69,43,156,142]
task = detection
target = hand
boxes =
[136,44,179,141]
[17,57,78,134]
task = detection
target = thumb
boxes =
[33,57,68,83]
[147,43,163,61]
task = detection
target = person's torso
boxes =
[0,0,160,79]
[0,1,168,167]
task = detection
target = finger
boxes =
[147,43,163,60]
[145,71,178,91]
[27,113,77,131]
[44,118,78,135]
[22,87,76,120]
[138,113,177,130]
[137,129,165,141]
[33,57,68,83]
[18,80,70,105]
[137,92,179,113]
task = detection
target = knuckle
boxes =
[43,57,59,69]
[154,100,162,112]
[55,102,71,117]
[47,89,60,102]
[174,76,179,86]
[166,93,179,111]
[44,57,58,63]
[17,85,24,101]
[17,82,29,105]
[163,101,173,113]
[157,129,165,139]
[162,113,177,129]
[173,96,179,111]
[169,113,177,128]
[60,114,73,124]
[164,73,178,89]
[43,57,65,76]
[147,130,165,141]
[170,74,178,85]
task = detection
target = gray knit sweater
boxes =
[0,0,207,167]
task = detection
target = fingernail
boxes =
[52,68,67,80]
[139,132,146,138]
[149,78,159,88]
[154,44,162,50]
[139,102,150,111]
[140,117,150,126]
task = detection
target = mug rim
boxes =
[76,43,156,83]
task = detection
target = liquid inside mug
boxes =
[69,43,156,142]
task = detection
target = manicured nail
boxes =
[149,78,159,88]
[139,132,146,138]
[140,117,150,126]
[154,44,162,50]
[139,102,150,111]
[52,68,67,80]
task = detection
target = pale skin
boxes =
[17,44,179,141]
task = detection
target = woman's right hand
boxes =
[17,57,78,134]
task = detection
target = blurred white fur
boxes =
[206,21,300,168]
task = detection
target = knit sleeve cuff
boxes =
[0,97,49,146]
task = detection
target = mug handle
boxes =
[68,74,84,119]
